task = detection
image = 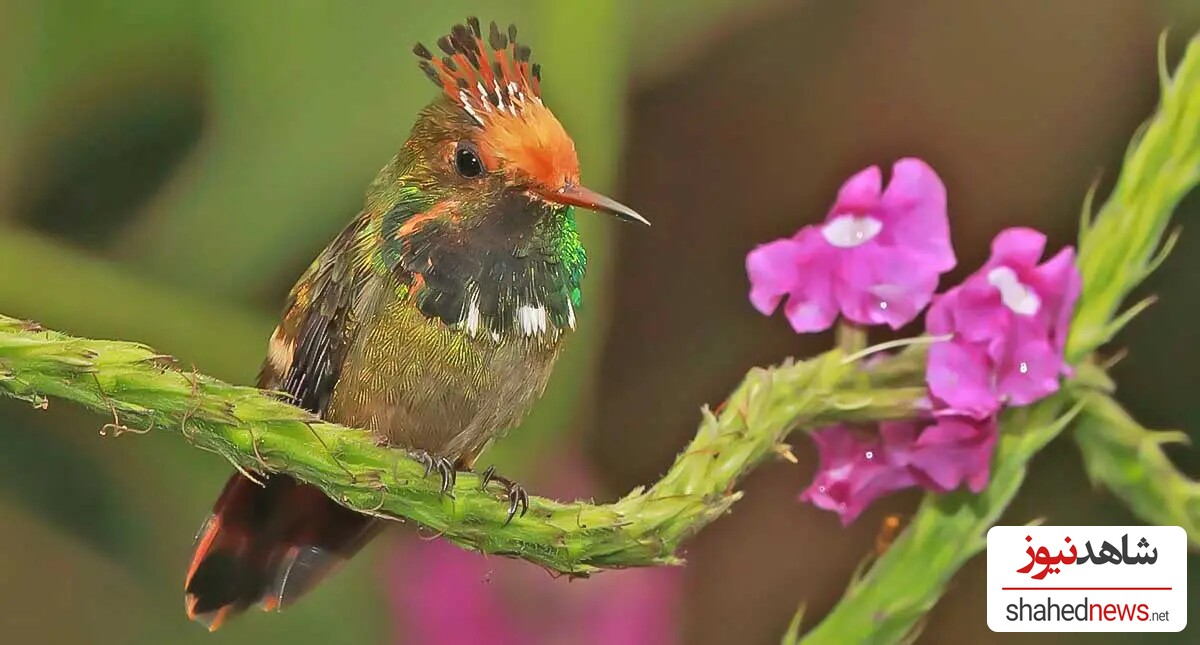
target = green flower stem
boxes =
[1074,391,1200,546]
[836,321,868,355]
[0,314,926,575]
[1068,34,1200,361]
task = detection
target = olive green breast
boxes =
[325,284,565,461]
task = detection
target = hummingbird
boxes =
[183,17,648,630]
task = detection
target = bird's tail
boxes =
[184,472,380,631]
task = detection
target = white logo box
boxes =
[986,525,1187,632]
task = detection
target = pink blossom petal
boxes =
[879,420,921,447]
[835,244,939,329]
[800,425,918,525]
[995,331,1062,406]
[924,287,957,336]
[943,276,1009,344]
[878,158,956,272]
[926,339,1000,418]
[987,227,1046,269]
[1030,247,1082,354]
[908,416,997,492]
[746,238,807,316]
[780,228,840,332]
[832,165,883,213]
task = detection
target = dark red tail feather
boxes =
[184,473,380,630]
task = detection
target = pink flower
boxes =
[901,415,997,494]
[926,228,1081,418]
[747,158,956,332]
[800,423,920,524]
[801,416,998,524]
[386,451,680,645]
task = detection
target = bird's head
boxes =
[373,18,646,226]
[368,18,645,340]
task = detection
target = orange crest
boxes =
[414,18,579,190]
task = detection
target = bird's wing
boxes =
[258,216,379,416]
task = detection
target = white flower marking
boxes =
[987,266,1041,316]
[821,214,883,248]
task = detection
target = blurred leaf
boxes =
[631,0,793,84]
[15,77,204,246]
[0,403,146,564]
[0,226,269,381]
[120,2,537,299]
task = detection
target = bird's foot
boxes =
[479,466,529,525]
[413,451,457,496]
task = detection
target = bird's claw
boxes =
[414,451,434,477]
[479,465,497,490]
[435,458,456,495]
[504,484,529,525]
[414,451,456,496]
[479,466,528,525]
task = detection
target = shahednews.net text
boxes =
[1006,596,1171,622]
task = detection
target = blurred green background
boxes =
[1,1,1199,643]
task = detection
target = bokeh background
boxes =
[1,1,1199,643]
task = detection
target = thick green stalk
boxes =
[0,314,925,575]
[1074,392,1200,546]
[1068,34,1200,360]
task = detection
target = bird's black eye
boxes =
[454,143,484,178]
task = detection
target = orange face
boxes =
[473,101,580,193]
[413,18,647,226]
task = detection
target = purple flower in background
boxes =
[747,158,956,332]
[801,416,998,524]
[926,228,1081,418]
[387,452,680,645]
[388,541,678,645]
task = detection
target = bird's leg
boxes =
[412,451,456,496]
[477,466,529,525]
[434,458,457,495]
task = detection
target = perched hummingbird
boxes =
[183,18,647,630]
